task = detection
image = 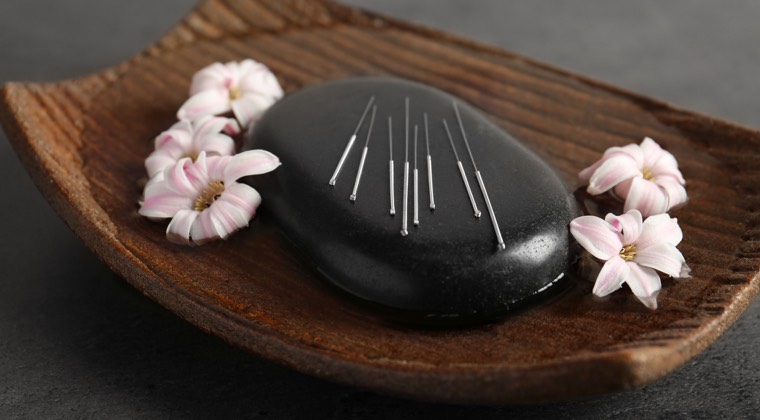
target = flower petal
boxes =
[637,213,683,249]
[579,153,616,182]
[623,177,669,217]
[612,177,634,200]
[143,170,165,191]
[195,116,240,140]
[196,133,235,157]
[204,155,233,182]
[680,263,692,278]
[154,120,193,150]
[207,200,251,239]
[236,58,261,74]
[143,170,169,196]
[223,149,281,184]
[139,190,193,219]
[634,242,687,278]
[239,62,283,99]
[190,209,223,245]
[146,122,195,177]
[145,148,184,179]
[569,215,623,260]
[640,137,667,169]
[165,157,204,195]
[190,62,234,94]
[222,118,242,136]
[586,155,641,195]
[230,94,274,129]
[649,149,685,184]
[619,143,645,168]
[578,161,602,183]
[593,256,629,297]
[657,177,688,210]
[177,89,231,121]
[217,183,262,219]
[626,263,661,310]
[166,209,199,245]
[605,210,643,245]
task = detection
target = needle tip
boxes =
[329,179,336,186]
[430,204,435,211]
[401,229,408,236]
[474,211,482,218]
[349,194,356,202]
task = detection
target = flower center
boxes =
[642,167,654,181]
[194,181,225,211]
[619,244,637,261]
[228,86,241,101]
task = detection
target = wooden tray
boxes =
[1,0,759,405]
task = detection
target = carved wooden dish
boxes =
[1,0,759,405]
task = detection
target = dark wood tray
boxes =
[1,0,759,405]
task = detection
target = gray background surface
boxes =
[1,1,759,418]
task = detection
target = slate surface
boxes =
[1,1,758,417]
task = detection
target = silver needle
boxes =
[388,116,395,216]
[401,96,409,236]
[401,98,410,236]
[413,124,419,226]
[454,101,505,250]
[443,119,481,218]
[349,105,376,202]
[424,113,435,211]
[329,95,375,186]
[405,97,409,149]
[401,137,410,236]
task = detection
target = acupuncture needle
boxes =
[388,116,395,216]
[401,97,410,236]
[413,124,420,226]
[349,105,376,202]
[329,95,375,186]
[454,101,505,250]
[424,113,435,211]
[442,119,481,218]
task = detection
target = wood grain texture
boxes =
[1,0,759,405]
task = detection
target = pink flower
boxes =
[569,209,690,309]
[139,150,280,246]
[579,137,687,217]
[145,116,240,179]
[177,59,283,129]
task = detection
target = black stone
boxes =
[244,77,580,325]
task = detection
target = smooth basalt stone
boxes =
[244,77,580,325]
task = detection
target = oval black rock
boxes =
[244,77,580,325]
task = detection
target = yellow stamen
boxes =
[642,167,654,181]
[194,181,225,211]
[229,86,241,101]
[619,244,637,261]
